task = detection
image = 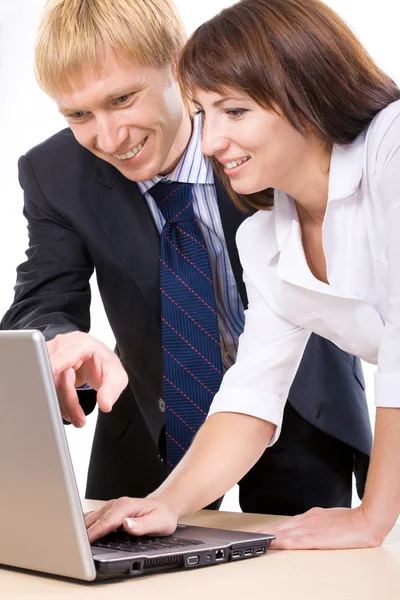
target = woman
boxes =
[86,0,400,549]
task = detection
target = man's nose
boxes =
[96,115,127,155]
[201,119,228,158]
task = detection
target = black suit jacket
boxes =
[1,129,372,500]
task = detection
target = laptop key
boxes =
[189,540,205,545]
[92,531,205,555]
[176,539,204,546]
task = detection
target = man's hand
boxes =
[47,331,128,427]
[266,506,384,550]
[85,497,178,542]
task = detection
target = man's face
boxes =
[54,49,190,181]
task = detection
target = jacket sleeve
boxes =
[1,154,94,342]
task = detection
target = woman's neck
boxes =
[284,138,332,223]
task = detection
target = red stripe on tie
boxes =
[160,258,218,315]
[162,317,223,376]
[162,231,213,284]
[163,375,207,415]
[166,431,187,452]
[163,346,214,396]
[166,403,196,433]
[176,225,208,251]
[172,198,194,221]
[157,183,186,207]
[161,289,220,345]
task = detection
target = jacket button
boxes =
[158,398,166,413]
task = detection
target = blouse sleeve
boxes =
[374,111,400,407]
[208,273,311,445]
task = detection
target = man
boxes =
[1,0,372,514]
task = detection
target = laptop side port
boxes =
[215,549,225,561]
[256,546,265,555]
[244,548,254,557]
[187,556,200,566]
[232,550,242,559]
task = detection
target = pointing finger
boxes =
[55,368,86,427]
[96,366,129,413]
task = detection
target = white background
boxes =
[0,0,398,510]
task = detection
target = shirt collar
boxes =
[137,114,213,195]
[273,129,366,252]
[328,130,366,202]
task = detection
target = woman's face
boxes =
[193,88,313,196]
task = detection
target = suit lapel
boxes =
[215,177,252,309]
[90,159,161,322]
[90,160,251,318]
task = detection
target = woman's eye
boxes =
[226,108,247,118]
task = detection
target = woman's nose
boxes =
[201,119,228,157]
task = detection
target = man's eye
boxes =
[115,94,130,104]
[70,111,86,119]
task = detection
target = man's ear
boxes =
[171,58,179,81]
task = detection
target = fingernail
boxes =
[103,398,112,412]
[124,518,137,530]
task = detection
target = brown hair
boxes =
[35,0,186,97]
[178,0,400,211]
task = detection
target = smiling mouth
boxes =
[223,156,250,170]
[112,137,148,161]
[221,156,251,177]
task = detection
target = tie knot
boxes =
[151,182,194,223]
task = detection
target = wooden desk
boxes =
[1,500,400,599]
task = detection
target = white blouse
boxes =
[208,99,400,445]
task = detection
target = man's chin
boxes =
[116,161,164,183]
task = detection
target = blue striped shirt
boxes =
[137,116,244,372]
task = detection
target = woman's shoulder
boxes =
[370,98,400,127]
[236,209,275,246]
[235,207,283,272]
[366,99,400,166]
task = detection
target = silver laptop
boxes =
[0,330,274,581]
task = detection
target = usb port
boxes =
[244,548,254,557]
[256,547,265,555]
[187,556,199,566]
[232,550,241,559]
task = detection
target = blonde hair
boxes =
[35,0,186,96]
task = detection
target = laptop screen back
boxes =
[0,330,96,580]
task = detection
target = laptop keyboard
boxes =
[92,529,205,553]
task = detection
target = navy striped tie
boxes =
[150,181,223,470]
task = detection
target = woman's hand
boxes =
[268,408,400,550]
[85,497,179,543]
[267,506,384,550]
